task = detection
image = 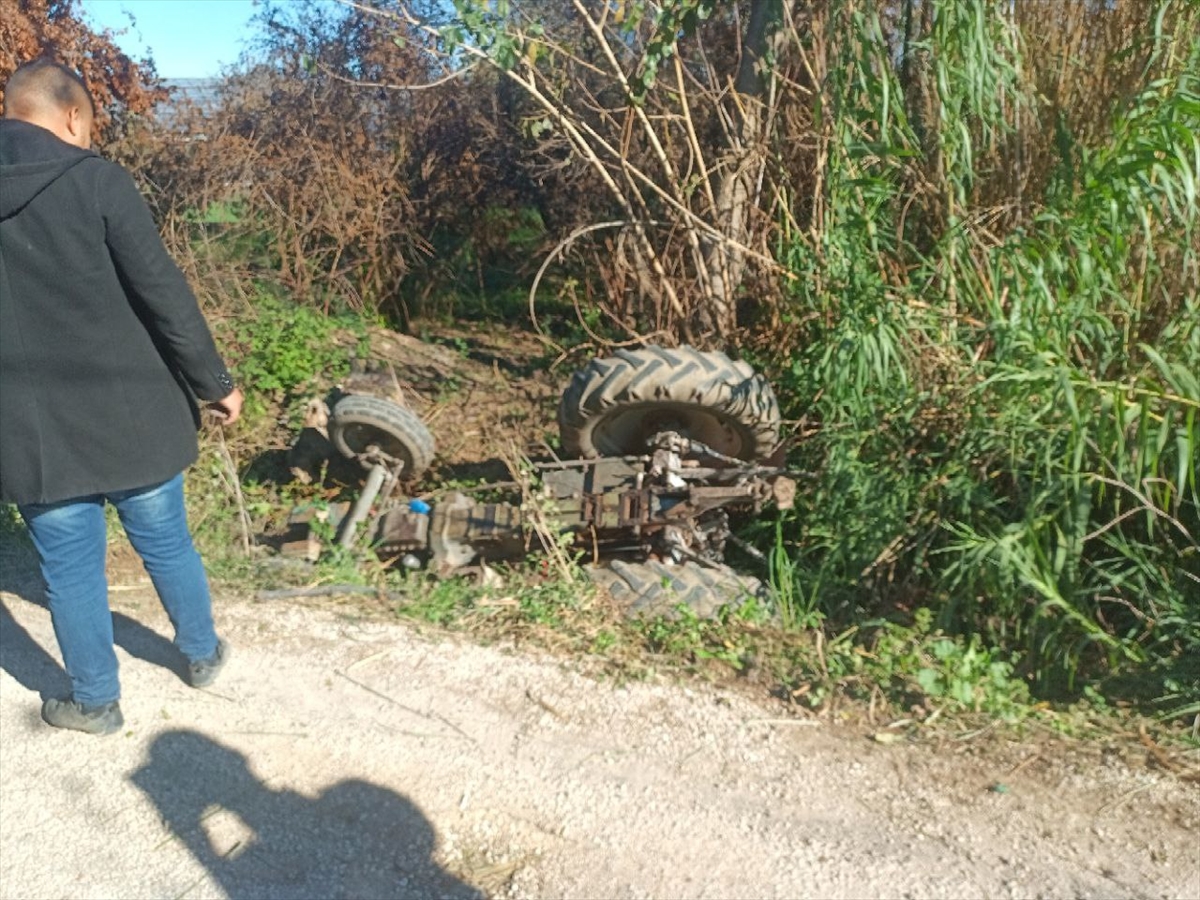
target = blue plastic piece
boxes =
[408,498,432,515]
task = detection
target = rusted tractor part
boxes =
[558,345,781,461]
[337,463,391,549]
[279,501,349,561]
[284,435,797,575]
[367,492,525,575]
[359,443,794,575]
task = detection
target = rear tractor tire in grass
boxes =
[557,345,781,460]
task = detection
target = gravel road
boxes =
[1,551,1197,900]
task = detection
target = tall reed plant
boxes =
[769,0,1199,705]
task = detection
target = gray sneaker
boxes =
[41,698,124,735]
[188,639,230,688]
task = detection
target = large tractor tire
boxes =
[557,346,780,460]
[328,394,435,479]
[588,559,766,619]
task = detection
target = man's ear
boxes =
[64,106,91,148]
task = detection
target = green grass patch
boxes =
[216,290,370,425]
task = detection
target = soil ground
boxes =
[2,533,1198,900]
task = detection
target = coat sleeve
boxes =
[96,161,236,402]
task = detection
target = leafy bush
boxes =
[220,292,367,421]
[766,0,1199,708]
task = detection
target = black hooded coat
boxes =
[0,119,235,505]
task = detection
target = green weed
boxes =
[767,518,826,630]
[778,611,1032,722]
[636,601,765,673]
[219,292,367,422]
[0,505,24,536]
[394,574,484,627]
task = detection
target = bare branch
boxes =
[314,59,479,92]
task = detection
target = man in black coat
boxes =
[0,59,244,734]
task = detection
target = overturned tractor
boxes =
[283,346,795,617]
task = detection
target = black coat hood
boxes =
[0,119,94,219]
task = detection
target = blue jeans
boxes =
[18,474,219,706]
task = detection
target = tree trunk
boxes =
[698,0,785,342]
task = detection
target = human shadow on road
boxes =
[0,598,71,698]
[131,730,482,900]
[0,533,69,698]
[0,532,194,695]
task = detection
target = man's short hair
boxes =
[4,58,96,119]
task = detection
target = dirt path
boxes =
[1,557,1197,899]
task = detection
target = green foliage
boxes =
[933,31,1200,690]
[183,200,243,225]
[767,518,825,630]
[0,505,23,536]
[445,0,520,66]
[390,560,591,629]
[484,205,545,252]
[803,611,1032,721]
[395,574,481,627]
[631,0,719,101]
[221,292,368,420]
[769,0,1200,708]
[636,600,765,671]
[883,610,1031,720]
[513,577,588,626]
[415,205,547,325]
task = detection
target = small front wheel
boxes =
[328,394,435,478]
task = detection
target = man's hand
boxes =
[207,387,244,425]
